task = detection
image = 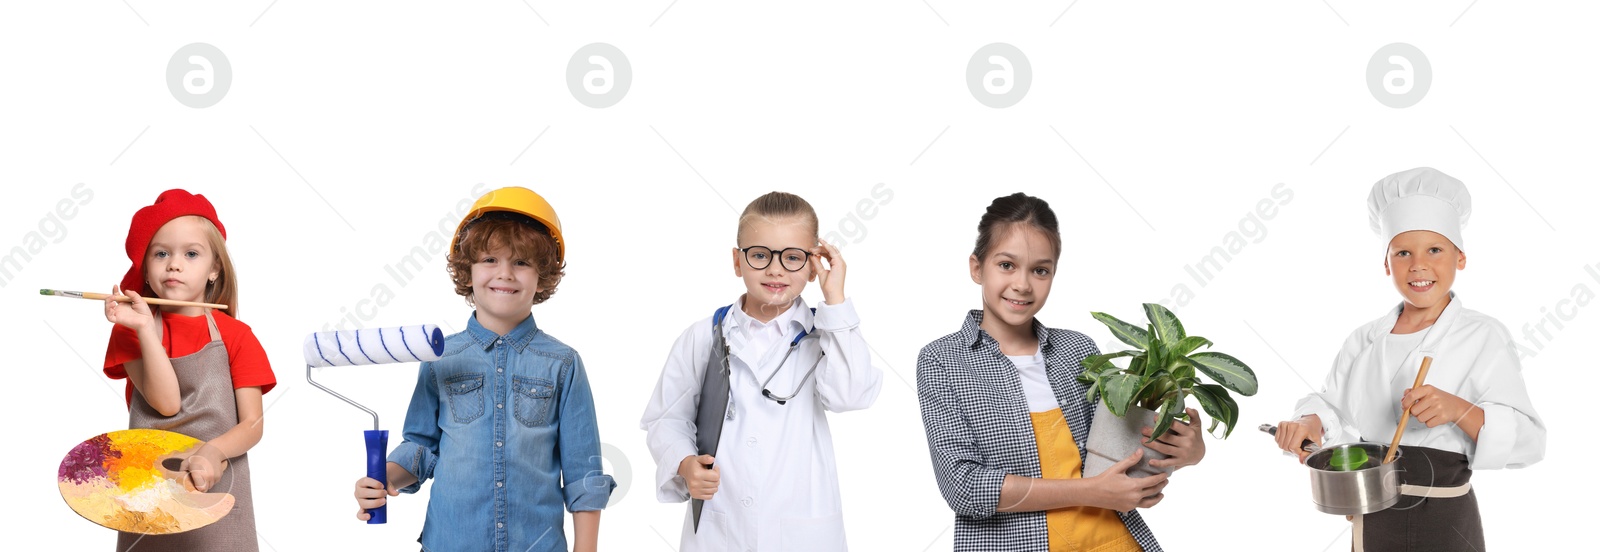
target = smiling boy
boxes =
[1275,168,1545,551]
[353,187,614,552]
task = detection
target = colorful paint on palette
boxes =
[57,429,234,534]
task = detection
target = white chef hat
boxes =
[1367,167,1471,251]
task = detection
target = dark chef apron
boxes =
[1353,446,1482,552]
[117,310,257,552]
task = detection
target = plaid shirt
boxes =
[917,310,1162,552]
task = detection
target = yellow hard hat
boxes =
[453,187,565,262]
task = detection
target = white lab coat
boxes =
[641,296,883,552]
[1294,294,1545,469]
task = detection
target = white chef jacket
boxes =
[1294,294,1545,470]
[641,296,883,552]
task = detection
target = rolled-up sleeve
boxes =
[1466,332,1545,470]
[917,349,1008,519]
[557,353,615,511]
[388,361,441,494]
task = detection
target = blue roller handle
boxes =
[365,430,388,524]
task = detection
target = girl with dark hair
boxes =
[916,193,1205,551]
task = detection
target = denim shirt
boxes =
[389,313,615,552]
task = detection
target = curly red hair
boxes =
[447,217,564,306]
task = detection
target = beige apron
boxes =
[117,310,257,552]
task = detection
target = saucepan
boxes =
[1260,425,1404,515]
[1263,356,1434,516]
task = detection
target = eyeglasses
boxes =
[739,246,812,272]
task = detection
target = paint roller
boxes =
[304,324,445,525]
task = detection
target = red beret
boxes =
[121,189,227,294]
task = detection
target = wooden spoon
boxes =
[1384,356,1433,464]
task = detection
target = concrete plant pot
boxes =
[1082,402,1175,479]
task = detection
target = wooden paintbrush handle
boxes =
[1385,356,1434,464]
[78,291,228,310]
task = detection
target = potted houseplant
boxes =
[1077,303,1258,478]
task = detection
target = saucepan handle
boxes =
[1259,423,1319,454]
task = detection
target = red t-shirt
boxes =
[103,310,276,407]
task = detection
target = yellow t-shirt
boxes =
[1030,408,1141,552]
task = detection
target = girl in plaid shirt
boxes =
[917,193,1206,552]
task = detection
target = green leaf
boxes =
[1136,374,1175,409]
[1189,383,1239,438]
[1188,384,1223,420]
[1080,351,1134,375]
[1079,363,1107,403]
[1143,303,1187,343]
[1171,335,1213,357]
[1077,368,1098,385]
[1090,312,1150,349]
[1127,356,1147,378]
[1170,356,1196,382]
[1217,388,1240,438]
[1187,351,1259,396]
[1102,373,1141,417]
[1145,331,1166,375]
[1148,394,1183,442]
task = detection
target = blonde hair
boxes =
[737,192,819,244]
[142,216,239,317]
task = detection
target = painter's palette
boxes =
[57,429,234,534]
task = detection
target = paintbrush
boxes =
[40,289,229,310]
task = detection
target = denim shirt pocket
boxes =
[512,375,555,427]
[443,373,486,423]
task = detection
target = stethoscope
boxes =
[757,330,825,405]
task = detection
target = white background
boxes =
[3,2,1593,550]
